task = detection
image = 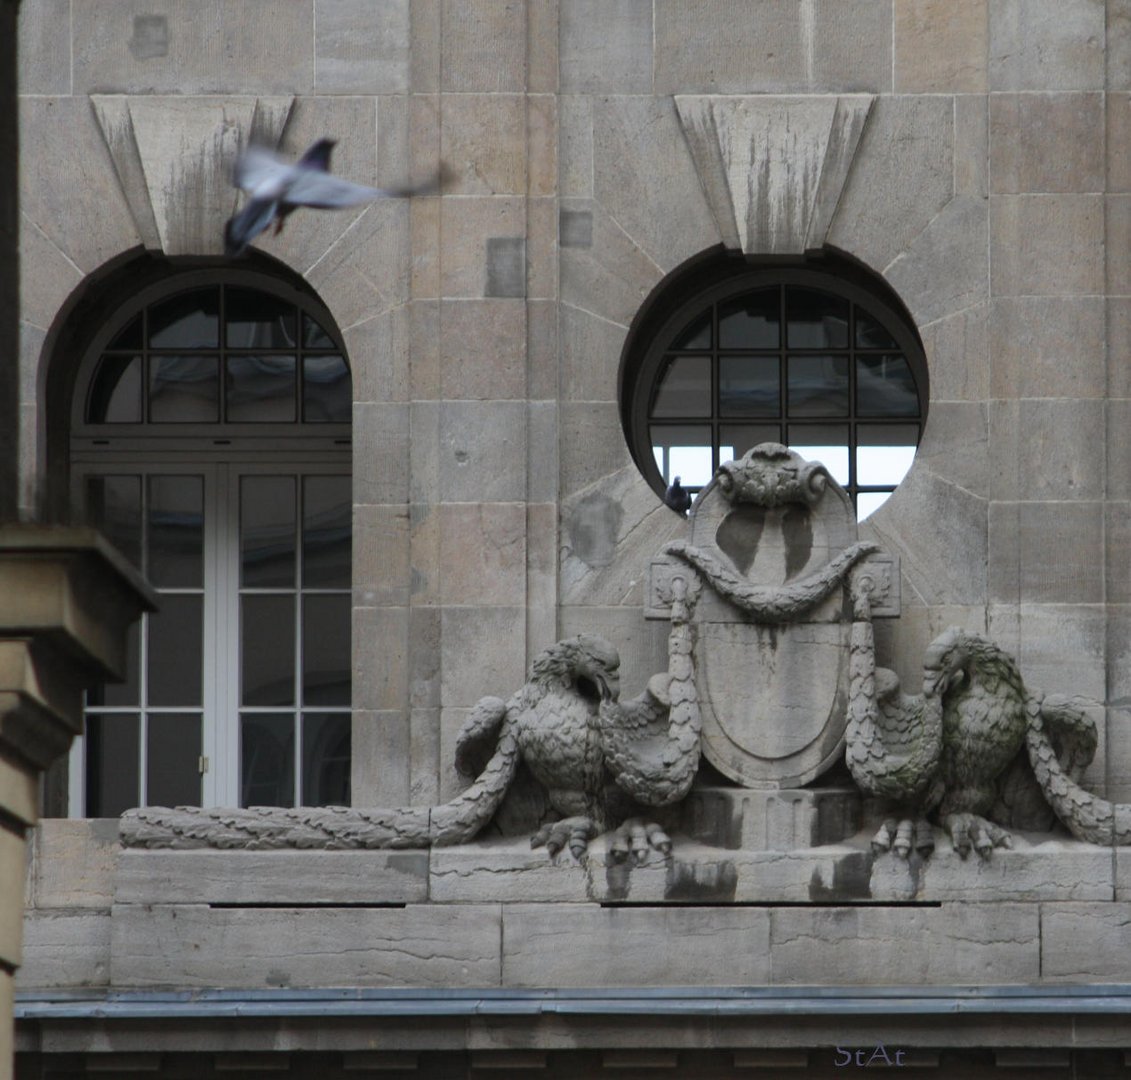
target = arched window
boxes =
[619,253,928,519]
[67,268,352,816]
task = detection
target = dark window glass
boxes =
[856,355,919,417]
[786,288,849,348]
[787,355,850,417]
[88,356,142,423]
[87,620,140,707]
[147,475,204,588]
[241,476,297,589]
[225,288,296,349]
[719,423,781,463]
[303,713,351,806]
[302,594,351,707]
[652,356,711,418]
[855,309,899,349]
[86,475,142,570]
[147,714,202,807]
[149,355,220,423]
[242,595,296,707]
[302,475,351,589]
[226,355,297,423]
[149,288,220,349]
[303,313,335,350]
[85,714,139,817]
[719,355,779,417]
[672,311,711,350]
[148,594,203,707]
[108,314,143,350]
[719,289,779,349]
[240,713,295,808]
[302,356,352,422]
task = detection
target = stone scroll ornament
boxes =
[121,582,703,859]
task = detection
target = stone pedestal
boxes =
[0,527,153,1080]
[684,785,861,851]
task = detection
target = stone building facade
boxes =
[12,0,1131,1076]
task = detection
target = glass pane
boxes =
[857,424,919,486]
[242,595,296,706]
[87,356,142,423]
[719,288,779,349]
[147,475,203,588]
[108,314,143,350]
[87,619,140,707]
[147,714,202,807]
[241,476,296,588]
[787,424,849,486]
[150,356,220,422]
[651,355,710,418]
[857,491,893,520]
[85,714,139,817]
[303,313,335,349]
[303,713,351,806]
[719,355,779,417]
[149,288,220,349]
[719,423,781,463]
[856,355,920,417]
[787,355,849,417]
[649,424,714,487]
[85,475,141,570]
[303,475,351,588]
[148,594,203,707]
[225,288,296,348]
[240,713,295,808]
[855,309,899,349]
[786,288,849,348]
[303,355,352,422]
[671,310,711,350]
[303,595,351,707]
[226,355,297,423]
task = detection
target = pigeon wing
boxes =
[283,170,384,209]
[233,146,291,195]
[224,197,280,256]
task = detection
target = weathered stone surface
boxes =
[1109,94,1131,192]
[559,304,627,404]
[109,903,503,988]
[685,787,860,853]
[353,709,412,805]
[502,904,772,987]
[1041,903,1131,980]
[352,604,408,711]
[989,0,1105,92]
[16,911,110,989]
[440,300,526,400]
[558,408,636,506]
[1108,195,1131,297]
[771,903,1039,984]
[345,305,410,407]
[526,0,558,93]
[526,196,557,301]
[354,402,409,505]
[430,839,592,902]
[557,607,668,704]
[441,95,525,196]
[26,819,119,910]
[894,0,988,93]
[654,0,892,94]
[355,504,411,608]
[990,297,1105,399]
[438,503,527,606]
[439,401,527,503]
[990,93,1104,194]
[526,405,559,504]
[19,97,140,273]
[73,0,315,94]
[440,0,525,91]
[314,0,410,93]
[527,96,557,199]
[115,849,428,904]
[17,221,82,335]
[17,0,71,95]
[1020,399,1104,501]
[955,94,989,197]
[409,706,441,804]
[439,606,527,706]
[1017,604,1105,703]
[911,401,989,500]
[829,96,953,276]
[559,96,594,199]
[919,302,989,403]
[991,194,1103,296]
[438,196,525,299]
[560,0,651,93]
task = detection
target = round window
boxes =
[619,255,928,520]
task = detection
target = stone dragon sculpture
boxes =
[120,578,702,858]
[845,570,1131,857]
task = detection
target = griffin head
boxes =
[921,626,1021,699]
[530,633,621,703]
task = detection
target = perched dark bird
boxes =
[225,138,444,256]
[663,476,693,515]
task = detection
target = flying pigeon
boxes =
[663,476,693,516]
[225,138,443,256]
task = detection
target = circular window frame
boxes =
[619,252,929,511]
[69,265,352,448]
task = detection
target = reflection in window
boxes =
[639,278,926,519]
